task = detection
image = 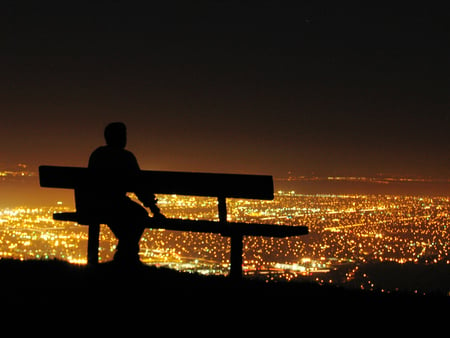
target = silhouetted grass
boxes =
[0,258,448,316]
[1,258,447,337]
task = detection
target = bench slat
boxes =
[53,212,308,238]
[43,164,309,278]
[40,165,274,200]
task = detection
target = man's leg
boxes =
[109,200,149,264]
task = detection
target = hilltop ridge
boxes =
[1,259,447,303]
[0,258,448,332]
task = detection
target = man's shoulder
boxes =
[89,146,138,166]
[90,146,134,156]
[120,148,138,161]
[90,145,109,154]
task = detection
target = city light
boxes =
[0,193,448,283]
[0,165,449,294]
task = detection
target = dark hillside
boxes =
[1,259,447,305]
[0,259,448,334]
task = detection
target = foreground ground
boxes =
[1,259,448,303]
[0,259,448,333]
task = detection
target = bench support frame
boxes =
[84,196,245,280]
[87,223,100,266]
[40,165,308,280]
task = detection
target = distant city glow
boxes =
[0,165,449,294]
[0,191,449,293]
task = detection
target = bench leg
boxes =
[87,223,100,265]
[229,234,243,280]
[218,196,243,280]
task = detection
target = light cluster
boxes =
[1,193,448,282]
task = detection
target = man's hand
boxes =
[144,200,161,214]
[153,212,166,221]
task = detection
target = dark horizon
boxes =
[1,3,449,179]
[1,170,449,209]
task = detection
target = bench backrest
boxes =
[39,165,274,200]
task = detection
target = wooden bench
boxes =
[39,165,308,279]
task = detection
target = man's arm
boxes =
[137,191,165,219]
[128,152,165,218]
[139,192,160,213]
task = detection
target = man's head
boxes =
[104,122,127,148]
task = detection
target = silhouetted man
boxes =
[86,122,164,265]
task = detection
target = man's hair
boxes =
[104,122,126,147]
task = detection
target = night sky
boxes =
[1,2,449,179]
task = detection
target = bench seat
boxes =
[40,165,309,279]
[53,211,308,237]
